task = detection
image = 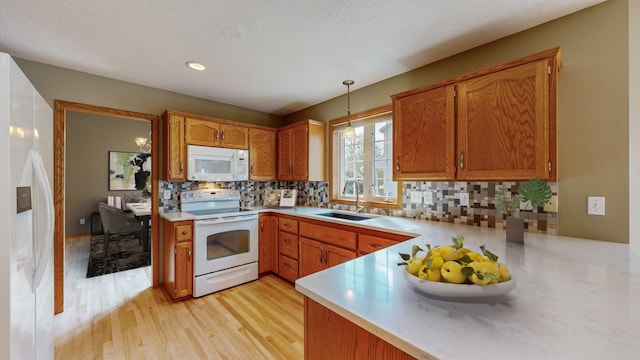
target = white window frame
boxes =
[330,107,400,209]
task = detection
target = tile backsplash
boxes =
[159,180,557,235]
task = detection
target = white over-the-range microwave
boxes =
[187,145,248,181]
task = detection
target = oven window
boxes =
[206,229,250,260]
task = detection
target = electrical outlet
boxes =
[459,192,469,207]
[587,196,605,216]
[80,218,85,225]
[544,195,558,212]
[410,191,422,204]
[423,191,433,205]
[164,189,172,199]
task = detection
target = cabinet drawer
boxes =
[279,231,299,259]
[279,218,299,233]
[278,255,298,283]
[299,222,356,250]
[176,224,192,242]
[358,234,398,254]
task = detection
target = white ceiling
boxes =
[0,0,604,116]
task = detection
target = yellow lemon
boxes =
[440,261,466,284]
[426,268,442,282]
[427,253,444,270]
[499,264,511,282]
[441,246,462,261]
[417,264,429,279]
[467,261,491,285]
[466,251,484,263]
[483,262,501,284]
[406,257,424,275]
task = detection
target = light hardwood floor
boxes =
[55,236,304,359]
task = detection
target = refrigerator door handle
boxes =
[29,150,54,290]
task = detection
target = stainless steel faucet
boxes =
[342,179,364,213]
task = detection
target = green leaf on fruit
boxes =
[425,257,433,269]
[459,255,472,264]
[485,272,499,280]
[411,245,424,258]
[461,266,474,277]
[399,253,411,261]
[451,234,465,249]
[479,245,499,262]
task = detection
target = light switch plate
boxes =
[587,196,605,215]
[423,191,433,205]
[543,195,558,212]
[410,191,422,204]
[163,189,172,200]
[459,192,469,207]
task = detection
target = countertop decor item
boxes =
[496,178,552,243]
[402,269,515,298]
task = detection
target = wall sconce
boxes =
[134,132,151,153]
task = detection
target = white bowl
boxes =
[402,268,516,298]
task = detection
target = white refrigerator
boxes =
[0,52,55,359]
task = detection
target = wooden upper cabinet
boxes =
[277,119,326,181]
[249,128,277,180]
[457,59,550,180]
[390,47,560,181]
[162,112,186,181]
[392,84,455,181]
[219,123,249,149]
[185,117,219,146]
[185,117,249,149]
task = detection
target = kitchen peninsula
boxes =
[291,212,640,360]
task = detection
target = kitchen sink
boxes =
[317,212,375,221]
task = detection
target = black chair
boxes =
[98,202,142,258]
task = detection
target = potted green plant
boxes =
[495,178,552,243]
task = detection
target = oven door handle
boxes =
[195,215,258,226]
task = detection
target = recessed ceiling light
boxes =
[186,61,206,71]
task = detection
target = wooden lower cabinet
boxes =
[258,213,278,274]
[278,255,299,283]
[299,237,356,278]
[305,298,414,360]
[163,219,193,300]
[277,216,300,282]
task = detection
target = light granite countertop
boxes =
[161,206,640,358]
[291,212,640,359]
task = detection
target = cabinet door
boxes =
[277,128,292,179]
[165,114,186,180]
[290,123,309,180]
[220,123,249,149]
[392,85,455,180]
[174,241,193,298]
[299,237,325,278]
[249,128,277,180]
[259,214,278,274]
[457,59,550,180]
[185,117,220,146]
[326,244,356,269]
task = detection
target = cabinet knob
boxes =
[284,223,291,229]
[215,129,219,141]
[188,248,192,261]
[284,239,291,244]
[182,230,188,235]
[395,157,400,172]
[260,222,264,230]
[221,131,225,141]
[459,152,465,170]
[251,166,254,175]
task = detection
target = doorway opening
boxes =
[53,100,160,314]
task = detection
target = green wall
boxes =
[285,1,630,243]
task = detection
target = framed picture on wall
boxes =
[108,151,151,191]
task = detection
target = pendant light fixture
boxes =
[342,80,356,138]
